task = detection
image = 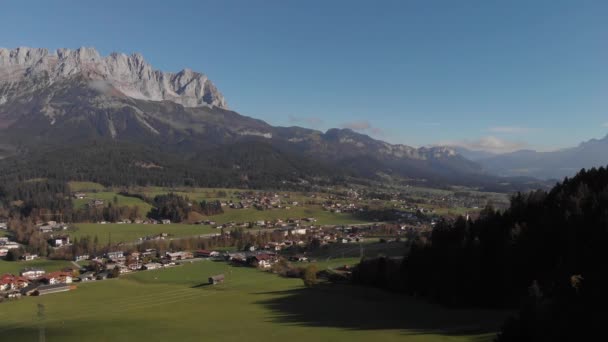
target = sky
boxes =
[0,0,606,153]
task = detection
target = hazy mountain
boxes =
[450,147,499,161]
[476,135,608,180]
[0,47,538,190]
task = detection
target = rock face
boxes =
[0,47,227,108]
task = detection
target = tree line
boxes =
[353,167,608,341]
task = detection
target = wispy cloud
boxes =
[602,122,608,128]
[440,136,528,154]
[487,126,532,134]
[288,115,324,128]
[341,120,384,136]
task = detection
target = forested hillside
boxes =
[355,166,608,341]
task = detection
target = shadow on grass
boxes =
[255,283,509,340]
[191,283,212,288]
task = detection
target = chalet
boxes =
[227,253,247,266]
[2,241,20,249]
[73,192,86,199]
[74,254,90,262]
[20,268,46,280]
[165,251,193,261]
[142,249,156,258]
[276,227,307,237]
[41,271,73,285]
[289,255,309,262]
[49,235,70,247]
[0,222,7,230]
[266,242,284,251]
[127,261,142,271]
[143,263,162,270]
[77,272,96,282]
[161,219,171,225]
[208,274,225,285]
[247,254,276,269]
[195,250,220,258]
[0,274,29,291]
[38,225,54,233]
[21,253,39,261]
[106,251,124,260]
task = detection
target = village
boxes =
[0,217,413,303]
[0,185,493,304]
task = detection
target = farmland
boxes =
[0,260,509,342]
[72,191,153,212]
[69,223,220,244]
[0,259,73,275]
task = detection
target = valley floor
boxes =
[0,260,509,342]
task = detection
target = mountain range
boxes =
[459,135,608,180]
[0,46,580,190]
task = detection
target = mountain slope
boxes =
[0,46,539,190]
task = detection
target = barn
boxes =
[208,274,225,285]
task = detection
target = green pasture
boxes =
[0,260,509,342]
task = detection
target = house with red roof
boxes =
[0,274,30,291]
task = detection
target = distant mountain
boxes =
[0,47,539,190]
[450,147,499,161]
[475,135,608,180]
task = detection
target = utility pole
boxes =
[38,303,46,342]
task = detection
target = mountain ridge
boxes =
[0,46,227,108]
[0,46,545,191]
[469,134,608,180]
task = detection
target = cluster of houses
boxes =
[225,251,280,269]
[322,201,361,214]
[99,218,171,225]
[74,249,216,280]
[37,220,69,233]
[229,192,286,210]
[0,268,75,300]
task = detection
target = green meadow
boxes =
[0,259,74,275]
[72,192,153,213]
[0,261,509,342]
[211,206,368,226]
[69,223,220,244]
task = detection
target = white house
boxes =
[20,268,46,280]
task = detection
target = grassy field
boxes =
[0,260,509,342]
[72,191,153,213]
[212,206,367,225]
[70,223,220,244]
[0,259,74,275]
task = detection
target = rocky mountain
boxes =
[0,46,538,190]
[475,135,608,180]
[0,47,226,109]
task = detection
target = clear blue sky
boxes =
[1,0,606,152]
